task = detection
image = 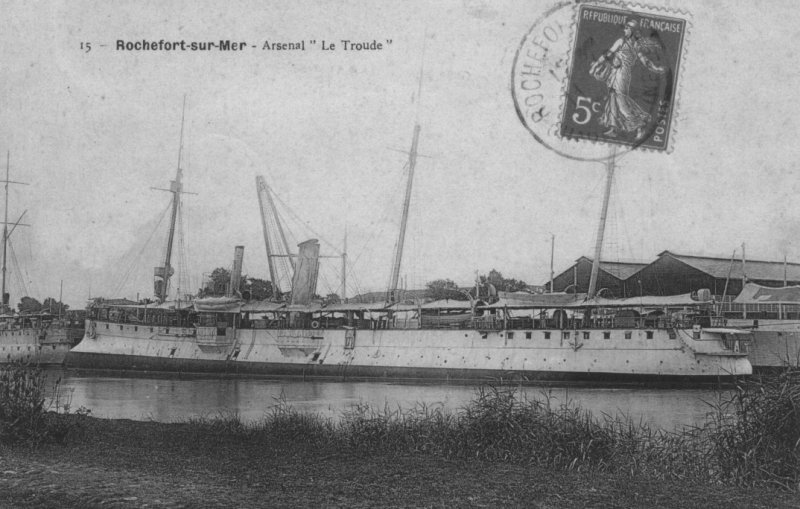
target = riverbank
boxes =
[0,414,796,508]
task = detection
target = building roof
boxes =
[658,251,800,282]
[596,259,650,279]
[549,256,650,284]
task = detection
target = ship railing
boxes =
[718,301,800,319]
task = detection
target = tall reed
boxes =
[0,362,88,445]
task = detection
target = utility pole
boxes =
[342,228,347,302]
[549,234,555,293]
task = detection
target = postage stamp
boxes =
[559,4,687,152]
[512,1,690,159]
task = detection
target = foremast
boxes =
[153,98,194,303]
[153,168,183,302]
[0,152,29,314]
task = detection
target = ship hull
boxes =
[0,328,80,366]
[66,321,751,385]
[66,351,744,386]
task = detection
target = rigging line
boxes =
[348,272,365,301]
[345,158,410,265]
[318,271,335,297]
[349,222,389,268]
[9,242,26,298]
[111,201,172,297]
[182,208,190,294]
[345,266,364,297]
[8,240,28,299]
[23,233,40,300]
[385,240,400,295]
[178,199,194,298]
[268,189,341,255]
[415,30,427,122]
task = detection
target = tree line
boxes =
[198,267,340,303]
[13,296,70,315]
[425,269,528,301]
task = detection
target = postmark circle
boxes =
[512,2,684,162]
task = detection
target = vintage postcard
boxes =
[0,1,798,506]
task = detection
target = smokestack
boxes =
[230,245,245,297]
[290,239,320,305]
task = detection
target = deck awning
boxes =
[582,293,710,308]
[194,297,242,313]
[703,327,752,335]
[481,293,587,309]
[283,303,323,313]
[104,300,194,310]
[733,282,800,304]
[241,300,286,312]
[420,299,473,310]
[324,302,390,312]
[481,293,708,309]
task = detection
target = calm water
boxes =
[44,369,729,431]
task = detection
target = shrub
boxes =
[0,362,49,443]
[0,362,88,445]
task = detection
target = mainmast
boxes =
[387,41,426,305]
[387,123,421,304]
[153,98,194,302]
[587,147,616,299]
[1,152,29,314]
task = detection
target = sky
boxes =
[0,0,798,308]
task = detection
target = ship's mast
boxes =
[1,152,29,314]
[159,168,182,302]
[256,175,295,296]
[153,98,194,303]
[387,123,421,304]
[387,41,426,305]
[256,177,280,293]
[587,147,616,299]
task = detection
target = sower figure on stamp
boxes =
[589,19,666,140]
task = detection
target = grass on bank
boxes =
[188,372,800,491]
[1,362,798,491]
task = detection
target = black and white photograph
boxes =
[0,0,798,506]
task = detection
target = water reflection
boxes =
[46,369,728,431]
